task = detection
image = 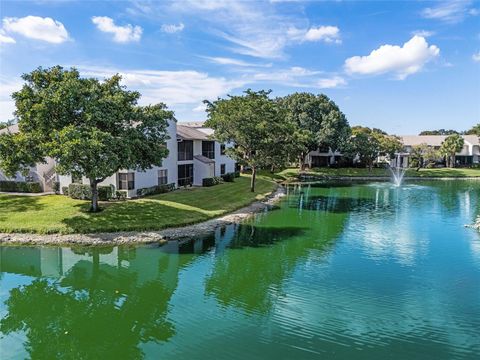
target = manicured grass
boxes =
[276,167,480,179]
[0,176,276,234]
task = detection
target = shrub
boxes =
[98,185,114,201]
[234,171,241,178]
[0,180,42,193]
[53,181,60,194]
[62,186,69,196]
[221,172,235,182]
[68,183,92,200]
[136,183,175,197]
[68,183,113,201]
[115,190,127,201]
[202,176,222,187]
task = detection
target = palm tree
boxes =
[440,134,464,168]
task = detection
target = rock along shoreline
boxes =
[0,186,286,247]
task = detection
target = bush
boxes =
[234,171,241,178]
[115,190,127,201]
[136,183,175,197]
[68,183,92,200]
[221,172,235,182]
[53,181,60,194]
[98,185,114,201]
[202,176,223,187]
[68,183,113,201]
[62,186,69,196]
[0,180,42,193]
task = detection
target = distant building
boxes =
[396,135,479,167]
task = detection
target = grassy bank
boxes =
[275,167,480,179]
[0,176,276,234]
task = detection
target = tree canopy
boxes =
[419,129,459,136]
[440,134,464,168]
[205,89,294,192]
[277,92,350,169]
[0,66,174,211]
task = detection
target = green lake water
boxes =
[1,181,479,359]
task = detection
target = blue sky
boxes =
[0,0,479,134]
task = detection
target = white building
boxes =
[0,121,236,196]
[395,135,480,168]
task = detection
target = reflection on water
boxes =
[1,181,479,359]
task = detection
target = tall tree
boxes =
[465,124,480,136]
[440,134,464,168]
[278,93,350,170]
[345,126,381,171]
[204,89,291,192]
[0,66,173,211]
[409,143,441,170]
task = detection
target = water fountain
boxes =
[388,154,407,187]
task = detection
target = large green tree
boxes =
[419,129,459,135]
[277,92,350,170]
[0,66,173,211]
[205,89,292,192]
[409,143,441,170]
[345,126,381,171]
[465,124,480,136]
[440,134,464,168]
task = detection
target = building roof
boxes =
[194,155,215,164]
[180,121,206,128]
[176,125,211,140]
[0,123,19,135]
[400,134,479,147]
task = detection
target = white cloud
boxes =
[193,103,207,112]
[91,16,142,43]
[421,0,475,23]
[473,52,480,62]
[0,29,15,44]
[304,26,341,43]
[74,65,246,107]
[411,30,435,38]
[317,76,347,89]
[161,23,184,33]
[2,16,69,43]
[344,36,440,80]
[202,56,272,67]
[249,66,346,88]
[0,77,22,120]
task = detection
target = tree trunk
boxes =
[368,160,373,172]
[298,151,306,171]
[90,179,100,212]
[250,166,256,192]
[451,154,455,168]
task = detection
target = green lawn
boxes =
[0,176,276,234]
[276,167,480,179]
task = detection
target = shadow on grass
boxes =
[0,195,45,221]
[61,199,216,233]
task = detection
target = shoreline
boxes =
[0,186,286,247]
[294,175,480,182]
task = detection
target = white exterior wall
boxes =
[214,142,236,175]
[59,120,178,197]
[193,159,214,186]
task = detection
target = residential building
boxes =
[0,120,236,196]
[0,123,57,191]
[395,135,480,168]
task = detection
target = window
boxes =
[158,169,168,185]
[202,141,215,159]
[178,140,193,161]
[118,173,135,190]
[178,164,193,186]
[220,144,226,155]
[220,164,226,175]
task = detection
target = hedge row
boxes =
[67,183,113,201]
[202,176,223,187]
[136,183,175,197]
[221,172,235,182]
[0,181,42,193]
